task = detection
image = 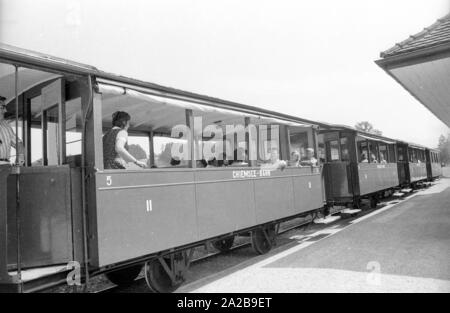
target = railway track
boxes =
[94,217,314,293]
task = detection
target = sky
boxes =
[1,0,449,148]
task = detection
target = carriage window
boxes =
[368,141,379,163]
[100,87,191,169]
[43,105,60,165]
[153,136,189,168]
[408,148,416,163]
[327,140,340,161]
[398,146,405,161]
[289,128,313,161]
[340,137,350,161]
[6,115,23,164]
[30,96,43,166]
[317,134,325,163]
[357,140,369,163]
[65,97,82,159]
[0,62,23,164]
[418,150,425,163]
[258,124,280,163]
[388,144,396,163]
[128,133,151,167]
[192,109,246,167]
[378,143,388,163]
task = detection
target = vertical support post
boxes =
[185,109,195,168]
[85,92,104,170]
[312,126,319,162]
[244,117,252,166]
[148,129,154,167]
[24,96,31,166]
[58,79,66,165]
[279,125,289,161]
[14,66,22,288]
[15,67,19,165]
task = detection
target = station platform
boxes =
[179,178,450,293]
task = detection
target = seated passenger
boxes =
[289,150,300,167]
[103,111,147,169]
[360,152,368,163]
[300,148,318,166]
[261,148,287,170]
[379,155,387,164]
[170,157,181,166]
[206,157,217,168]
[370,153,378,163]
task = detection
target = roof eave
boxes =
[376,41,450,70]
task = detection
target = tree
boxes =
[355,121,383,136]
[437,133,450,165]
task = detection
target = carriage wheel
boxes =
[251,225,277,255]
[212,236,235,252]
[105,264,142,287]
[145,251,191,293]
[144,258,180,293]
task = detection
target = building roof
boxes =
[380,13,450,58]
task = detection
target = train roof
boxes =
[0,43,321,128]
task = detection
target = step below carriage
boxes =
[0,44,443,292]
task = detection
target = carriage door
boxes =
[7,78,73,269]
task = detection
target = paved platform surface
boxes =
[179,179,450,293]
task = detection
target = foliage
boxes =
[438,133,450,165]
[355,121,383,136]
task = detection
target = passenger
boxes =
[0,96,24,167]
[261,148,287,170]
[289,150,300,167]
[197,159,208,168]
[360,152,368,163]
[103,111,147,169]
[370,153,378,163]
[300,148,318,166]
[170,157,181,166]
[206,157,217,168]
[379,154,387,164]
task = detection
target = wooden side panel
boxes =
[94,170,197,267]
[92,167,325,267]
[358,163,399,196]
[195,170,256,239]
[409,163,428,182]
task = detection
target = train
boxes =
[0,44,443,292]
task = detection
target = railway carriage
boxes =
[401,142,428,186]
[318,125,399,209]
[0,44,326,292]
[425,148,442,181]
